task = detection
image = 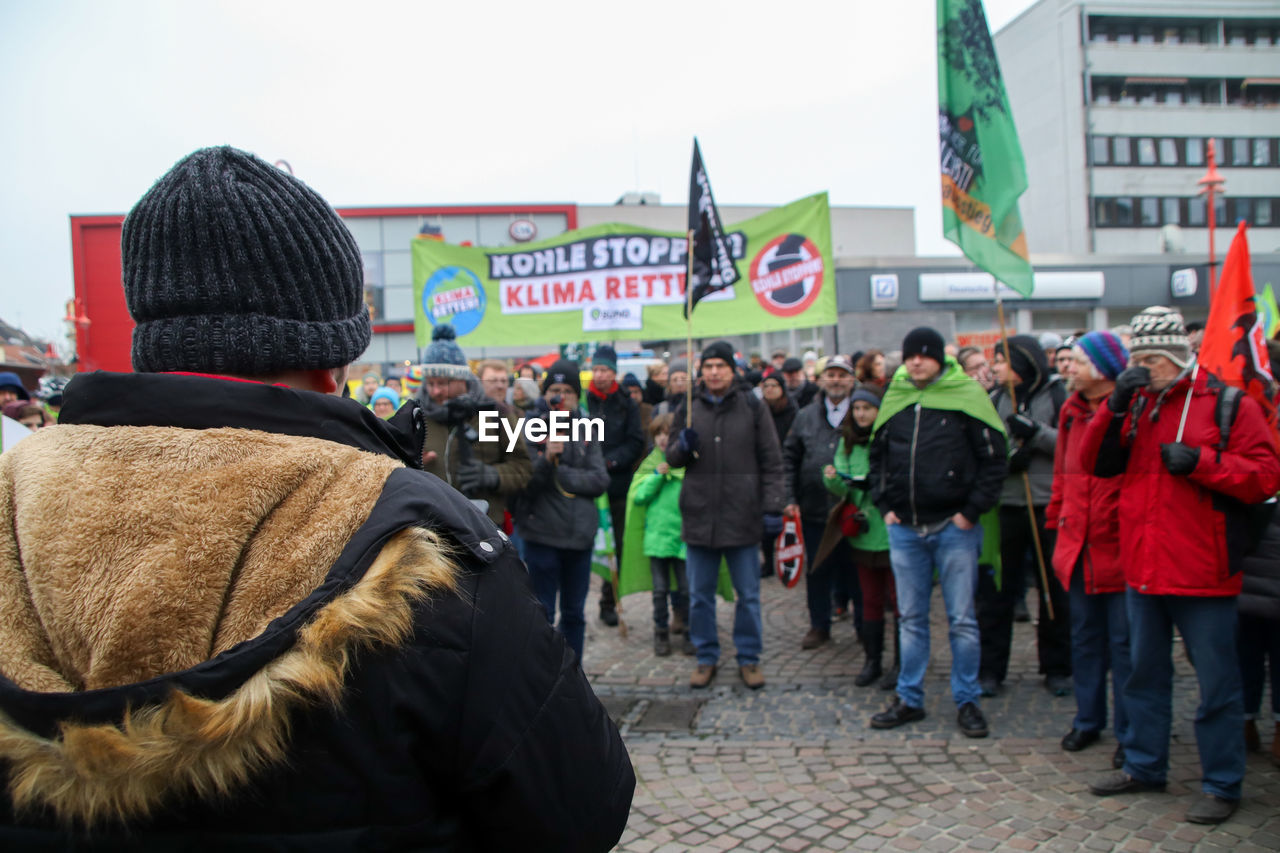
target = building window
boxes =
[1163,27,1181,45]
[1185,137,1205,166]
[1115,198,1134,226]
[1137,138,1158,165]
[1255,138,1273,167]
[1259,200,1273,227]
[1113,137,1132,165]
[1091,136,1110,165]
[1140,198,1160,225]
[1233,198,1253,226]
[1232,138,1251,166]
[1228,26,1248,46]
[1163,198,1181,225]
[1188,197,1206,226]
[1214,197,1227,224]
[1093,198,1112,226]
[1159,138,1179,165]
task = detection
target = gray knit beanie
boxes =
[420,324,472,379]
[122,146,371,374]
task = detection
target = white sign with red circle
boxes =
[749,233,825,317]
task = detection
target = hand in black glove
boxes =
[762,512,784,537]
[1160,442,1200,476]
[457,460,500,493]
[444,396,481,426]
[1005,412,1040,440]
[1108,366,1151,413]
[1007,445,1033,474]
[677,428,700,456]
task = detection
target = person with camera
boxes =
[416,324,532,528]
[667,341,785,690]
[513,360,611,663]
[1081,307,1280,825]
[822,385,895,689]
[782,354,861,651]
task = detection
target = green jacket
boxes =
[822,437,889,553]
[630,448,686,560]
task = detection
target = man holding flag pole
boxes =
[667,140,786,691]
[1079,222,1280,825]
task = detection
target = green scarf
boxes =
[872,356,1005,436]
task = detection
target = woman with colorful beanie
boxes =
[1045,330,1131,766]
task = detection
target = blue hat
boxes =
[850,388,882,408]
[369,387,400,410]
[0,372,29,401]
[421,325,471,380]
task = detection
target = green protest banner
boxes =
[937,0,1034,296]
[411,193,834,347]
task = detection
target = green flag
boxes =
[937,0,1034,297]
[1258,282,1279,338]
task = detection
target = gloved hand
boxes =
[444,396,481,426]
[676,427,700,456]
[762,512,784,537]
[1005,412,1039,440]
[1108,366,1151,413]
[1007,445,1032,474]
[457,460,500,493]
[1160,442,1200,476]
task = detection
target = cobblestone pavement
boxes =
[578,572,1280,852]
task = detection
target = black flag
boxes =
[685,139,740,316]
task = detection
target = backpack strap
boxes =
[1213,383,1243,462]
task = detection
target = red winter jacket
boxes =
[1079,370,1280,597]
[1046,391,1124,594]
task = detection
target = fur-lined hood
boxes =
[0,373,482,828]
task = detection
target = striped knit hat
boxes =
[1128,306,1191,368]
[1074,331,1129,380]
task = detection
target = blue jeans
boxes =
[686,544,762,667]
[887,520,983,709]
[1123,590,1244,800]
[1068,567,1130,740]
[524,541,592,662]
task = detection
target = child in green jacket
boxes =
[630,414,694,656]
[823,387,897,689]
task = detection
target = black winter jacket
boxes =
[666,382,785,547]
[766,395,798,445]
[783,393,848,524]
[869,403,1007,526]
[1240,507,1280,621]
[586,384,645,500]
[0,372,633,851]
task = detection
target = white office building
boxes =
[994,0,1280,255]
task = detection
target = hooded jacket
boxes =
[1080,368,1280,596]
[990,335,1065,507]
[0,372,633,851]
[1045,390,1124,593]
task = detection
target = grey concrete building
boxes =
[994,0,1280,256]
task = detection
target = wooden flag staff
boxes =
[685,229,695,429]
[994,290,1055,621]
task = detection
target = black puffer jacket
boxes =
[0,372,633,852]
[766,394,798,445]
[783,393,847,524]
[870,403,1007,526]
[666,382,785,548]
[1240,507,1280,621]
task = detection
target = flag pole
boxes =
[685,228,695,429]
[994,289,1055,622]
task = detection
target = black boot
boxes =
[855,620,884,687]
[654,629,671,657]
[880,615,900,691]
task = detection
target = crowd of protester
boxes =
[5,145,1277,839]
[323,305,1280,827]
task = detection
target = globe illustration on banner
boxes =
[422,266,487,336]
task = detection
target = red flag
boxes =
[1198,221,1276,428]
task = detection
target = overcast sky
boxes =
[1,0,1037,342]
